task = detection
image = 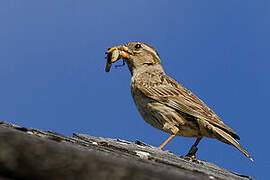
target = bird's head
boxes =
[106,42,163,75]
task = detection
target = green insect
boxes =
[105,48,120,72]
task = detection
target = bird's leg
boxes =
[186,137,202,159]
[158,134,176,150]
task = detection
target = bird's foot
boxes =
[157,146,173,153]
[164,149,173,153]
[186,145,198,159]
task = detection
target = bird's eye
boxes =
[134,44,141,49]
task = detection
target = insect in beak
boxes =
[105,46,130,72]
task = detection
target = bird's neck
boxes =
[130,64,165,78]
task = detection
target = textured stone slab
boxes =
[0,121,253,180]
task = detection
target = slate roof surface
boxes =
[0,121,253,180]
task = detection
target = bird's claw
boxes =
[186,145,198,159]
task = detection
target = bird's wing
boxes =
[135,71,240,139]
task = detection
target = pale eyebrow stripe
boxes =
[142,44,159,58]
[141,44,161,64]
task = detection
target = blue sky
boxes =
[1,1,269,179]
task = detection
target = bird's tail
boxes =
[214,127,254,163]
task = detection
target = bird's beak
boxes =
[106,45,130,63]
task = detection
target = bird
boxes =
[105,42,253,162]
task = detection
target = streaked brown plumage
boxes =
[106,42,253,162]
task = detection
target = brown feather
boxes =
[134,70,240,140]
[108,41,253,162]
